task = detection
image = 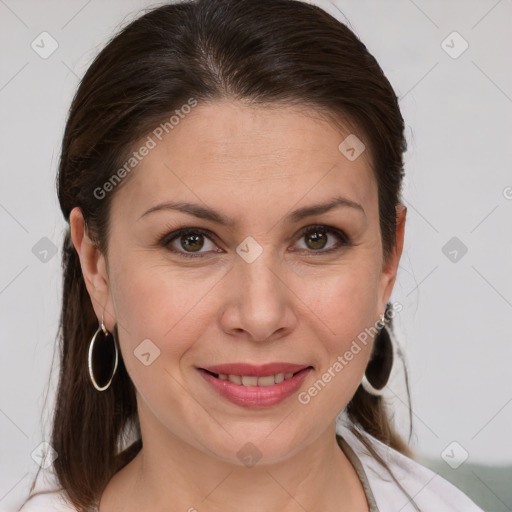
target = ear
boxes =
[377,203,407,315]
[69,206,116,329]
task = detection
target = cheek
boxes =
[109,259,216,425]
[302,260,381,342]
[296,259,382,397]
[109,254,224,368]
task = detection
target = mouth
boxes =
[199,367,309,387]
[196,363,313,408]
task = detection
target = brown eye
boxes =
[304,229,328,250]
[294,225,351,254]
[160,224,351,259]
[179,232,205,252]
[164,228,219,258]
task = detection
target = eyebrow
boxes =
[138,195,365,225]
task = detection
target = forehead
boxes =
[111,100,377,223]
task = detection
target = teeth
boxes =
[217,371,299,386]
[274,373,285,383]
[241,376,258,386]
[257,375,276,387]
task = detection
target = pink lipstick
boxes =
[197,362,312,408]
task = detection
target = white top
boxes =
[16,425,484,512]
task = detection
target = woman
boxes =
[18,0,484,510]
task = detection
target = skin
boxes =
[70,99,406,512]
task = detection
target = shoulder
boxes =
[17,490,78,512]
[337,423,485,512]
[15,470,82,512]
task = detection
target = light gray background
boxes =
[1,0,511,510]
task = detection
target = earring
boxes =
[361,312,393,397]
[87,313,118,391]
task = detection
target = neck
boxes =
[99,417,368,512]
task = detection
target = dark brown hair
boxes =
[21,0,416,510]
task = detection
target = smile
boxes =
[205,370,299,386]
[197,363,313,408]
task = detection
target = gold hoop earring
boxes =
[87,313,118,391]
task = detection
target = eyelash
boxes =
[158,224,352,259]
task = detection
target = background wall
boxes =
[1,0,511,510]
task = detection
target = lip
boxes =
[200,362,310,377]
[197,365,313,408]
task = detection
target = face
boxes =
[72,99,405,465]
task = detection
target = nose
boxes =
[218,248,298,343]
